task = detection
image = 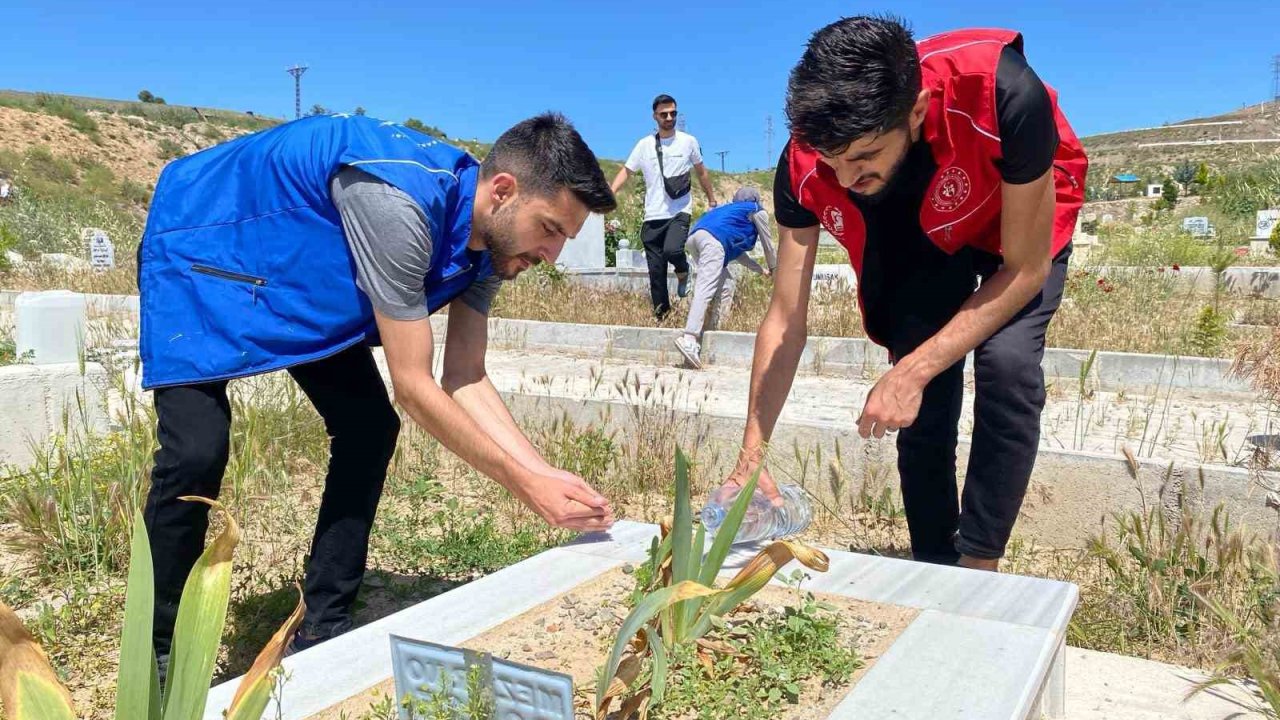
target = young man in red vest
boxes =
[724,16,1087,570]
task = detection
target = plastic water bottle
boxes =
[700,484,812,544]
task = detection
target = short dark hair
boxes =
[482,112,616,214]
[652,94,677,111]
[786,15,921,155]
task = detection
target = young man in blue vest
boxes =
[139,112,618,665]
[674,187,777,369]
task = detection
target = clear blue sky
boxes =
[4,1,1278,172]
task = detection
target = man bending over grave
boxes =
[138,112,617,672]
[719,16,1087,571]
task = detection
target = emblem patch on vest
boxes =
[821,206,845,238]
[931,167,971,213]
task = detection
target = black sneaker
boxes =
[284,620,352,657]
[677,275,690,298]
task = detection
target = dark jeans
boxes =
[143,343,400,658]
[888,247,1070,564]
[641,212,691,319]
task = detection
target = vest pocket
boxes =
[191,264,267,286]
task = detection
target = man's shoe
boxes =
[284,620,353,657]
[677,274,690,298]
[674,335,702,370]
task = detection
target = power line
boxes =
[286,64,309,120]
[714,150,729,173]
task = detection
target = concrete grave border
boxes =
[204,521,1077,720]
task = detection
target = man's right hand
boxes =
[724,460,783,507]
[512,470,615,532]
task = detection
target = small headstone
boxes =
[4,250,22,266]
[85,229,115,271]
[1181,216,1211,237]
[1254,209,1280,240]
[1146,183,1164,198]
[390,636,574,720]
[1250,239,1272,255]
[1101,213,1115,224]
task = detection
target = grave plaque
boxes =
[1255,209,1280,240]
[390,636,574,720]
[1181,216,1211,237]
[83,228,115,271]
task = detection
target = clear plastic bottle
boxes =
[699,484,812,544]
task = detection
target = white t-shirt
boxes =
[625,131,703,221]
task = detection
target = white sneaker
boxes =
[674,335,702,369]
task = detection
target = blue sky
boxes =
[4,1,1278,172]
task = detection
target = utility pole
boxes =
[1273,54,1280,104]
[766,114,776,167]
[677,115,687,133]
[287,64,309,119]
[714,150,729,173]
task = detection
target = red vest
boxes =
[789,28,1087,341]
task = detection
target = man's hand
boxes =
[511,469,615,532]
[723,458,783,507]
[857,364,928,438]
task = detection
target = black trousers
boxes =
[641,212,691,319]
[886,248,1070,564]
[143,343,400,657]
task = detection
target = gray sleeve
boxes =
[457,275,503,316]
[734,253,764,274]
[752,210,777,271]
[329,166,433,321]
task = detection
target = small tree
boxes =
[1270,221,1280,255]
[1161,179,1179,207]
[1195,162,1211,186]
[1174,160,1195,189]
[137,89,154,103]
[307,104,328,116]
[354,106,366,116]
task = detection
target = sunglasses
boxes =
[656,110,678,118]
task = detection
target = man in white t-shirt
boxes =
[610,94,718,320]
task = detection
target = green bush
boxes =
[156,138,185,161]
[1188,305,1230,356]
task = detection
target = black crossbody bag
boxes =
[654,132,691,200]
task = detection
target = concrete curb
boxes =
[475,316,1253,393]
[3,290,1253,393]
[497,389,1278,546]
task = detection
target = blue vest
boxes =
[692,201,761,264]
[138,114,492,389]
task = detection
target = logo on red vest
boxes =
[931,166,971,213]
[821,206,845,238]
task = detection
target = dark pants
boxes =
[887,248,1070,564]
[143,343,400,658]
[641,212,691,319]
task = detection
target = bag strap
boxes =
[653,132,666,179]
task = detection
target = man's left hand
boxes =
[857,365,927,439]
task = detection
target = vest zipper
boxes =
[191,264,268,286]
[441,263,473,282]
[191,264,267,302]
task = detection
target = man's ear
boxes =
[909,89,930,132]
[490,172,518,205]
